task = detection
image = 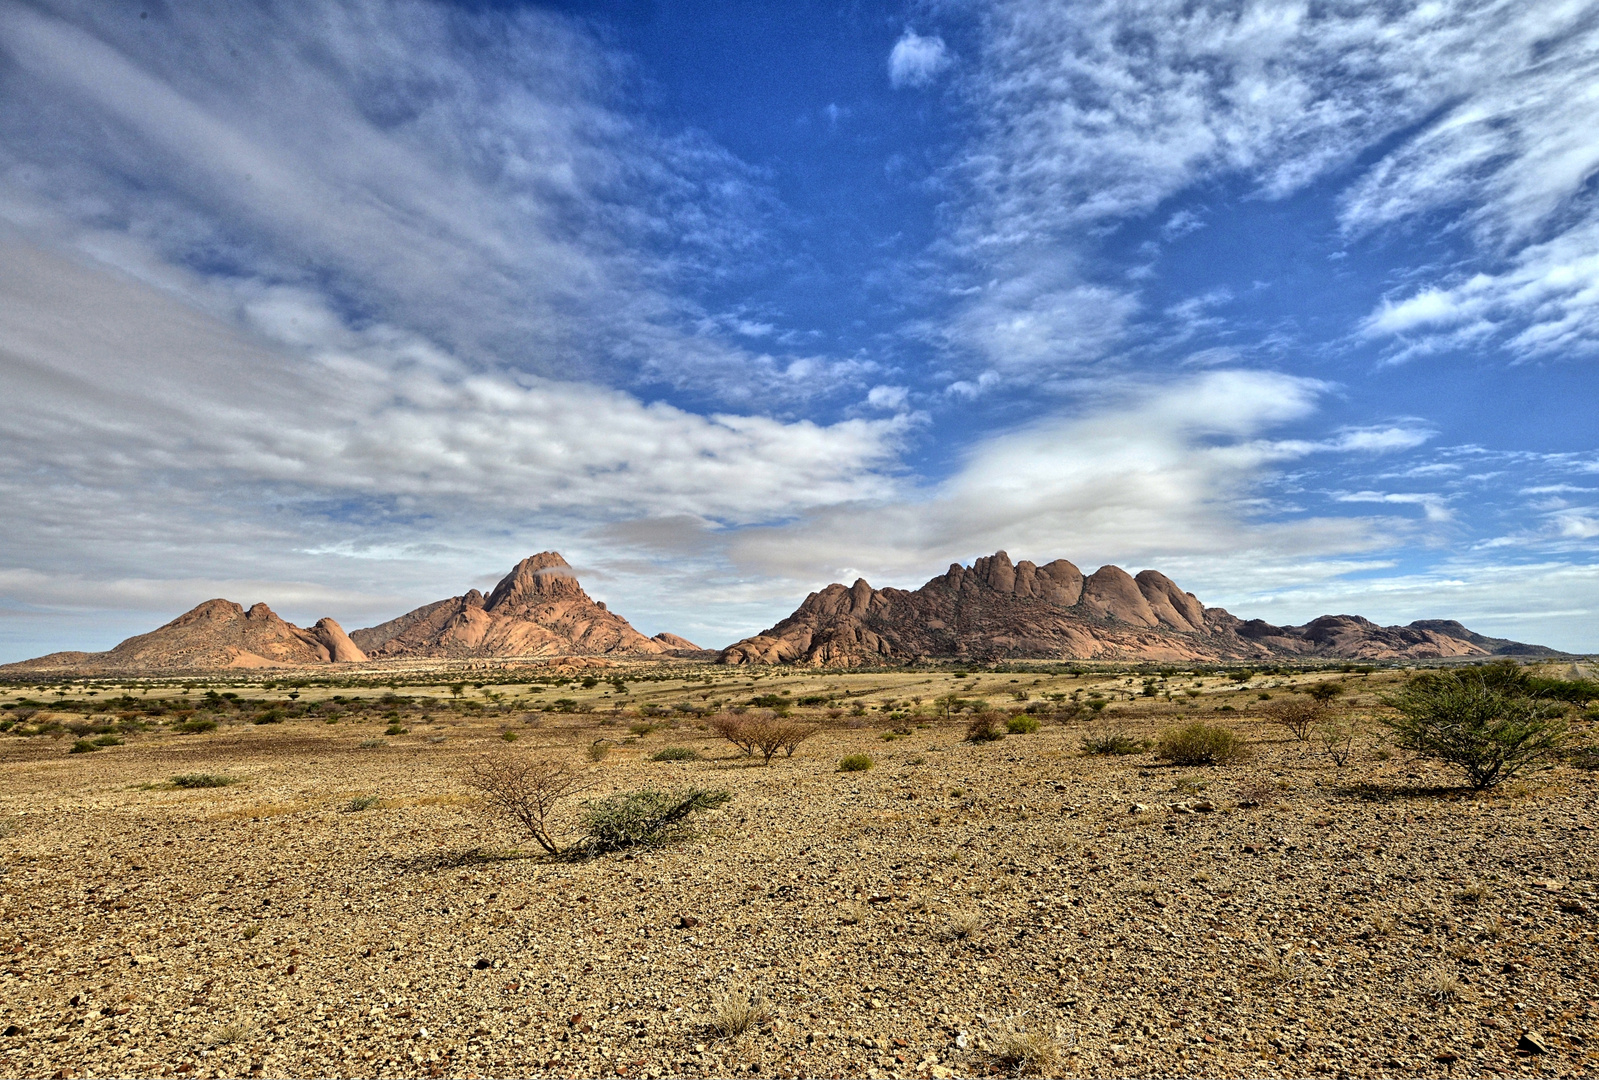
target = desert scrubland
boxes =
[0,663,1595,1079]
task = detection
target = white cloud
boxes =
[889,30,952,89]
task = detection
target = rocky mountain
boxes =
[1,600,367,673]
[349,552,701,660]
[720,551,1559,666]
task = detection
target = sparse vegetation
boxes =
[1005,714,1039,734]
[342,794,380,812]
[992,1023,1059,1076]
[1156,721,1248,766]
[650,746,700,762]
[171,773,237,788]
[1264,696,1324,741]
[965,712,1006,742]
[838,753,873,772]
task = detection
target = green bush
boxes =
[386,724,409,736]
[172,718,218,734]
[342,794,380,812]
[651,746,700,762]
[91,734,122,747]
[838,753,874,772]
[1380,668,1569,789]
[577,787,731,853]
[1155,722,1248,766]
[68,739,99,754]
[172,773,237,788]
[1005,715,1040,734]
[1080,729,1149,756]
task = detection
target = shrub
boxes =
[586,740,611,762]
[1264,697,1323,740]
[172,773,236,788]
[576,787,731,853]
[992,1024,1059,1076]
[253,709,285,725]
[342,794,380,812]
[172,718,217,734]
[69,739,100,754]
[1318,716,1359,767]
[750,719,817,764]
[1379,669,1568,789]
[358,738,384,748]
[1080,728,1148,756]
[838,753,873,772]
[91,734,121,747]
[500,730,518,742]
[651,746,700,762]
[1005,715,1039,734]
[965,712,1006,743]
[386,724,409,736]
[1156,722,1249,766]
[465,754,592,855]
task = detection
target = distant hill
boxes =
[0,600,365,674]
[720,551,1561,666]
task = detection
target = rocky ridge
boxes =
[721,550,1559,666]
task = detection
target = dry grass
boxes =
[1417,967,1465,1001]
[708,987,771,1039]
[992,1022,1060,1076]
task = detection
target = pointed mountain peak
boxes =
[485,551,586,611]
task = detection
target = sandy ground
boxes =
[0,666,1595,1079]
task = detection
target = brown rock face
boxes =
[719,550,1559,666]
[349,552,700,660]
[2,599,366,673]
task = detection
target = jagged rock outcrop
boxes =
[0,600,368,673]
[349,552,701,660]
[720,551,1559,666]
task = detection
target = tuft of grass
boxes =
[651,746,700,762]
[1417,967,1464,1001]
[992,1023,1060,1076]
[941,912,983,941]
[499,730,518,742]
[838,753,874,772]
[172,773,237,789]
[1454,883,1491,904]
[209,1021,250,1046]
[358,738,384,749]
[342,794,380,812]
[1005,715,1040,734]
[708,987,771,1039]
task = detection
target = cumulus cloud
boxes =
[888,29,952,89]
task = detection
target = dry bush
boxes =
[992,1022,1059,1076]
[711,713,758,756]
[708,986,771,1039]
[745,717,818,764]
[1318,715,1360,767]
[941,912,983,941]
[1264,697,1324,741]
[464,753,591,855]
[965,711,1006,742]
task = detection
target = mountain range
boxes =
[0,549,1560,673]
[719,551,1560,665]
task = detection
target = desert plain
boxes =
[0,662,1595,1079]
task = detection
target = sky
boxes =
[0,0,1596,660]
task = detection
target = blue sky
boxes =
[1,0,1596,659]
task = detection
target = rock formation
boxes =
[349,552,702,660]
[720,550,1559,666]
[1,600,367,673]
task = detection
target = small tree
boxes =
[464,754,591,855]
[1264,697,1323,742]
[1305,681,1345,704]
[1380,669,1568,789]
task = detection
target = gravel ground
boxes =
[0,676,1595,1079]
